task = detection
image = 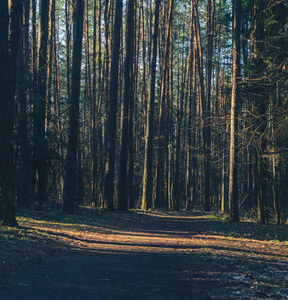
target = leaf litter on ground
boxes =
[0,207,287,299]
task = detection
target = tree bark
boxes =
[203,0,215,211]
[141,0,161,210]
[103,0,123,212]
[228,0,241,222]
[18,0,30,207]
[34,0,49,209]
[154,0,174,209]
[0,0,22,226]
[118,0,134,211]
[192,0,208,211]
[63,0,84,214]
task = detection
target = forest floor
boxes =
[0,207,288,299]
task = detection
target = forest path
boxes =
[1,209,288,299]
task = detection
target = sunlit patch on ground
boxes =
[1,209,288,298]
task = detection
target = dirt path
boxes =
[1,210,288,299]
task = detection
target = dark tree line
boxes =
[0,0,287,226]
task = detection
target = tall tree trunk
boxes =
[46,0,54,131]
[103,0,123,212]
[228,0,241,222]
[103,0,112,153]
[92,0,98,204]
[18,0,30,207]
[63,0,84,214]
[249,0,270,224]
[128,7,136,209]
[186,19,197,210]
[53,8,63,203]
[65,0,71,104]
[154,0,174,209]
[34,0,49,209]
[97,0,104,206]
[203,0,215,211]
[118,0,134,211]
[30,0,37,201]
[141,0,161,210]
[0,0,20,226]
[192,0,207,210]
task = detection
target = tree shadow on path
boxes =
[1,209,288,299]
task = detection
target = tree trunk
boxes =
[103,0,112,153]
[154,0,174,209]
[92,0,98,204]
[228,0,241,222]
[65,0,71,104]
[18,0,30,207]
[118,0,134,211]
[34,0,49,209]
[192,0,208,210]
[0,0,17,226]
[141,0,161,210]
[204,0,215,211]
[128,13,135,209]
[63,0,84,214]
[103,0,123,212]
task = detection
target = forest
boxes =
[1,0,288,298]
[0,0,288,225]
